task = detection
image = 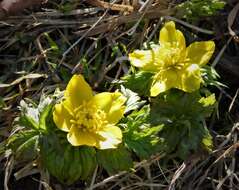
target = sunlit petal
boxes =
[186,41,215,66]
[53,102,73,132]
[92,92,126,124]
[67,126,99,147]
[181,64,202,92]
[64,75,93,108]
[150,70,181,96]
[97,125,122,149]
[159,21,186,50]
[129,47,160,71]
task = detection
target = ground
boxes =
[0,0,239,189]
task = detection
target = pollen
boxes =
[70,101,108,132]
[160,47,184,71]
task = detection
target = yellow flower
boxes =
[53,75,126,149]
[129,21,215,96]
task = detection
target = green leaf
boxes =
[201,127,213,152]
[201,66,225,88]
[150,90,216,125]
[15,135,39,160]
[124,128,163,159]
[122,71,153,96]
[39,104,54,132]
[40,133,96,184]
[120,85,146,113]
[7,130,39,161]
[150,90,215,158]
[20,100,39,124]
[78,146,97,180]
[19,115,39,130]
[176,0,225,22]
[199,94,216,107]
[44,33,60,53]
[18,95,55,132]
[96,146,133,174]
[122,106,163,159]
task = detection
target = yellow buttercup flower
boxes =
[129,21,215,96]
[53,75,126,149]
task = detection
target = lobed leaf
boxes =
[96,145,133,174]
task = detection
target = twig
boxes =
[228,88,239,112]
[227,1,239,41]
[127,0,153,35]
[86,0,134,12]
[90,154,162,189]
[168,163,186,190]
[88,165,99,190]
[212,36,233,68]
[164,16,214,35]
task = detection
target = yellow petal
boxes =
[181,64,202,92]
[67,126,99,147]
[64,75,93,108]
[159,21,186,50]
[97,125,122,149]
[53,102,73,132]
[186,41,215,66]
[150,69,180,96]
[150,79,168,97]
[92,92,126,124]
[129,45,161,71]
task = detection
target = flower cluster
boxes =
[53,21,216,151]
[2,20,219,187]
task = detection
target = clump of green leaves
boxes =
[2,94,99,185]
[121,71,154,96]
[121,89,215,160]
[150,91,215,158]
[122,105,164,159]
[1,83,217,186]
[2,90,161,185]
[176,0,225,22]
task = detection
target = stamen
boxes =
[72,101,108,132]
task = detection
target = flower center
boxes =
[159,47,187,71]
[70,101,108,132]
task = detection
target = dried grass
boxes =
[0,0,239,189]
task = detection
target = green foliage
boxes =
[2,67,218,185]
[122,106,163,159]
[7,130,39,161]
[150,90,215,158]
[120,86,146,113]
[44,33,60,53]
[8,92,99,184]
[5,96,55,163]
[176,0,225,22]
[19,96,54,132]
[19,114,39,130]
[121,71,154,96]
[40,134,97,184]
[150,90,216,124]
[96,145,133,174]
[39,104,54,132]
[201,66,225,88]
